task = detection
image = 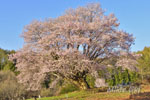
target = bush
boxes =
[0,71,25,100]
[40,88,53,97]
[98,87,108,92]
[60,83,79,94]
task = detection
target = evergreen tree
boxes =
[0,48,16,71]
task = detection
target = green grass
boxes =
[27,89,130,100]
[27,85,150,100]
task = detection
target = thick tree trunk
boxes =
[34,97,37,100]
[32,96,37,100]
[83,77,90,89]
[72,78,90,90]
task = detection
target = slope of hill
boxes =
[27,85,150,100]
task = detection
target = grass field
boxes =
[28,85,150,100]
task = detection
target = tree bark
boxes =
[34,96,37,100]
[71,78,90,90]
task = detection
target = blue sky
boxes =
[0,0,149,51]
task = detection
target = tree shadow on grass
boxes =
[128,92,150,100]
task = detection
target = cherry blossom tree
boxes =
[10,3,134,91]
[116,52,141,71]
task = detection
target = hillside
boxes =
[28,85,150,100]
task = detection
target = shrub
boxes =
[60,83,79,94]
[40,88,53,97]
[0,71,25,100]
